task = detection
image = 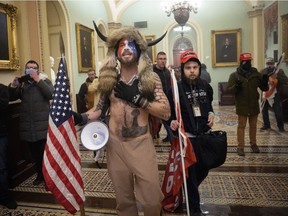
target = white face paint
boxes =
[117,38,138,64]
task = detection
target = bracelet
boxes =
[139,98,149,109]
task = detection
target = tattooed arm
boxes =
[142,73,171,121]
[85,96,106,120]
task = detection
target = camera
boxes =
[18,74,33,83]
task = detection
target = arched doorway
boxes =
[173,36,193,68]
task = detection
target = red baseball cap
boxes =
[180,50,201,65]
[240,52,253,61]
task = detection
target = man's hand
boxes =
[266,67,275,77]
[72,111,88,125]
[114,79,143,107]
[11,77,20,88]
[29,69,40,83]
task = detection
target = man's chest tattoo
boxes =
[122,109,147,138]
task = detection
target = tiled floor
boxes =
[1,105,288,216]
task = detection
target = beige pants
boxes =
[237,114,258,148]
[106,133,163,216]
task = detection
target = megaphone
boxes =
[80,121,109,150]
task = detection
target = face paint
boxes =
[117,39,138,60]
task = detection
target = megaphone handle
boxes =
[101,150,106,165]
[96,161,102,169]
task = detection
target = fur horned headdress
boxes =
[93,21,166,99]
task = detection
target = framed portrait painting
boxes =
[76,23,95,73]
[145,35,156,63]
[211,29,241,67]
[0,3,20,70]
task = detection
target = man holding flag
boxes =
[43,56,85,214]
[166,50,215,216]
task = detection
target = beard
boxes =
[183,74,197,86]
[118,55,137,66]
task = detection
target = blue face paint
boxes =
[117,39,138,60]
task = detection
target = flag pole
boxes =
[178,129,190,216]
[80,204,86,216]
[171,70,190,216]
[59,32,86,216]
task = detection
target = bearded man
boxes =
[74,27,170,216]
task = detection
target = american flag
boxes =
[43,58,85,214]
[161,69,196,212]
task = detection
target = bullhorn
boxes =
[92,20,167,46]
[80,121,109,151]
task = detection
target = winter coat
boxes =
[167,78,214,134]
[227,67,269,116]
[9,74,54,142]
[153,64,171,96]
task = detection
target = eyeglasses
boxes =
[26,67,38,70]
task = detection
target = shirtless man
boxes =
[74,27,170,216]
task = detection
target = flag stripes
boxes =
[43,58,85,214]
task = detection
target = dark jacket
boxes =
[0,84,9,137]
[260,68,288,92]
[9,75,54,142]
[78,77,93,98]
[227,67,269,116]
[153,64,171,95]
[167,78,214,135]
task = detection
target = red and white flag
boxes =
[43,58,85,214]
[161,69,196,212]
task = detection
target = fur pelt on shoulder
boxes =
[98,27,155,100]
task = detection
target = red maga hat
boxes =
[180,50,200,65]
[240,52,253,61]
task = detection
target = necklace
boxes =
[120,74,138,85]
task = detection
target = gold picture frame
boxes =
[145,35,156,63]
[0,3,20,71]
[211,29,241,67]
[76,23,95,73]
[281,14,288,63]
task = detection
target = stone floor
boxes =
[1,105,288,216]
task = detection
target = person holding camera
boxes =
[227,53,269,156]
[9,60,54,185]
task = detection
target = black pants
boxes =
[186,137,209,213]
[27,139,46,179]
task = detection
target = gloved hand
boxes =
[114,79,143,107]
[235,79,242,91]
[266,67,275,77]
[72,111,88,125]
